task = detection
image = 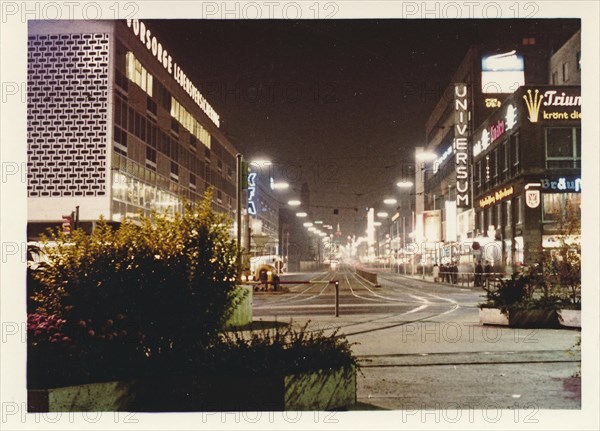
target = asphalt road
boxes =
[252,266,582,413]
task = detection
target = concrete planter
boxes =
[224,285,253,328]
[479,307,509,326]
[28,366,356,412]
[28,380,136,412]
[558,309,581,329]
[479,308,560,328]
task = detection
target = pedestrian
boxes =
[484,260,493,288]
[452,262,458,284]
[432,263,440,283]
[475,260,483,287]
[439,263,446,283]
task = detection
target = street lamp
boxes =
[383,198,398,205]
[270,178,290,190]
[396,180,414,188]
[288,199,301,206]
[415,150,437,162]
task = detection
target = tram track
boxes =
[254,267,469,338]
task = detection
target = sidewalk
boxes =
[360,266,484,291]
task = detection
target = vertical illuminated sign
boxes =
[247,172,257,215]
[454,83,470,208]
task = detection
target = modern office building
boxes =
[27,20,240,239]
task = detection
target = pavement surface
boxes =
[252,267,582,412]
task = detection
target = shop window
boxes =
[514,196,523,225]
[545,127,581,168]
[542,193,581,223]
[562,62,569,82]
[496,204,503,230]
[505,200,512,228]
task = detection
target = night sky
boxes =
[146,19,579,236]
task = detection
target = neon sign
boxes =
[479,186,514,209]
[247,172,257,215]
[454,83,469,208]
[433,146,453,174]
[126,19,221,127]
[541,177,581,192]
[474,104,517,157]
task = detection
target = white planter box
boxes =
[479,308,560,328]
[558,309,581,328]
[479,307,509,326]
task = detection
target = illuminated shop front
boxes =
[27,20,240,238]
[472,85,581,268]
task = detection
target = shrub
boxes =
[194,321,359,377]
[28,191,244,388]
[480,199,581,312]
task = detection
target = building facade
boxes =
[27,20,240,239]
[414,28,580,271]
[472,85,581,267]
[549,30,581,85]
[246,162,281,257]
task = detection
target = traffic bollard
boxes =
[334,281,339,317]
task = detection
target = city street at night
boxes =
[253,267,581,410]
[1,2,598,430]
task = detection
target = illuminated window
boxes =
[125,52,153,97]
[542,193,581,223]
[170,97,211,149]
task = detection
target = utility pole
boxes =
[236,154,243,280]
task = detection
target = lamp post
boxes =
[235,153,245,281]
